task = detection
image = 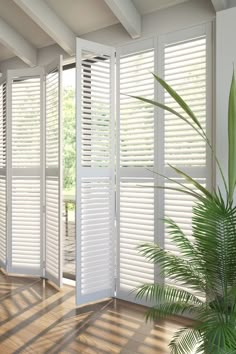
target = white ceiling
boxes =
[133,0,189,14]
[0,0,194,62]
[45,0,119,36]
[0,0,53,48]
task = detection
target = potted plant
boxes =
[133,73,236,354]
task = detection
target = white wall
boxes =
[0,0,215,72]
[228,0,236,8]
[216,6,236,192]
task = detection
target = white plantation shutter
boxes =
[76,38,115,305]
[162,26,212,286]
[7,69,43,275]
[0,79,7,269]
[45,58,63,287]
[116,40,158,304]
[0,62,62,282]
[75,25,212,307]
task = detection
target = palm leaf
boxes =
[145,301,204,321]
[152,185,205,201]
[168,163,214,200]
[135,283,203,306]
[138,243,206,290]
[146,167,205,200]
[152,73,203,131]
[228,71,236,202]
[164,218,200,259]
[129,95,206,140]
[192,199,236,292]
[169,327,202,354]
[199,321,236,353]
[132,71,236,354]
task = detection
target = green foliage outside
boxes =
[63,87,76,195]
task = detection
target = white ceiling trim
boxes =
[104,0,141,38]
[13,0,76,56]
[0,16,37,66]
[211,0,228,11]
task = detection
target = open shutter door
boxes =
[7,68,43,275]
[0,77,7,269]
[45,57,63,287]
[76,38,115,305]
[116,40,158,304]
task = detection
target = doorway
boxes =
[63,63,76,280]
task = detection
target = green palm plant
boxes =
[132,73,236,354]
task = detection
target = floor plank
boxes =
[0,271,193,353]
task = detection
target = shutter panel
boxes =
[76,38,115,305]
[116,42,157,304]
[45,57,63,287]
[163,29,212,287]
[0,79,7,269]
[7,69,43,275]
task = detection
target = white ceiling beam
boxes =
[14,0,76,56]
[211,0,228,11]
[104,0,141,38]
[0,16,37,67]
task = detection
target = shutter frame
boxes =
[161,24,213,288]
[6,67,44,275]
[44,56,63,288]
[116,24,212,304]
[1,61,63,281]
[76,38,116,306]
[116,39,159,305]
[0,76,7,269]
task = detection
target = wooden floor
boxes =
[0,271,193,354]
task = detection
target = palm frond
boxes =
[169,327,202,354]
[151,73,228,195]
[138,243,206,290]
[201,323,236,353]
[192,199,236,292]
[164,218,199,259]
[146,168,206,201]
[228,71,236,202]
[135,283,203,306]
[129,95,206,141]
[152,73,203,132]
[132,71,236,354]
[145,301,204,321]
[168,164,214,200]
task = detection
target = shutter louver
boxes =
[9,74,42,274]
[45,59,62,287]
[76,39,115,305]
[0,81,7,268]
[117,46,157,304]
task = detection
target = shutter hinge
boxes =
[43,205,46,213]
[43,260,46,269]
